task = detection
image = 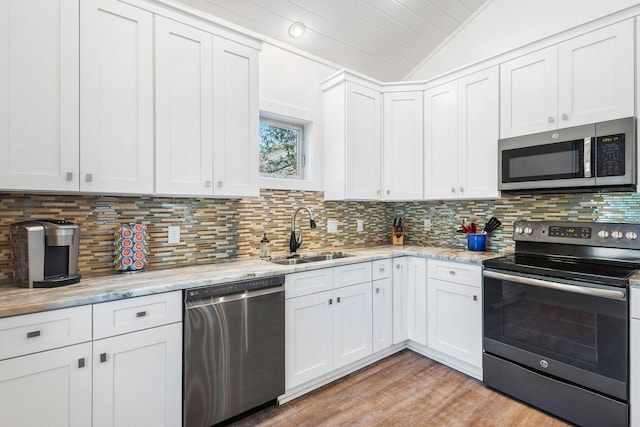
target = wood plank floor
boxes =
[230,350,571,427]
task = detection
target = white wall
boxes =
[407,0,640,81]
[258,43,339,191]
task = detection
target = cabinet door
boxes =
[407,257,427,346]
[346,82,382,200]
[383,91,423,200]
[392,257,408,344]
[80,0,154,193]
[286,291,333,389]
[372,277,393,353]
[427,279,482,368]
[558,20,634,128]
[0,342,92,427]
[499,46,558,138]
[458,67,500,199]
[155,16,214,196]
[424,81,458,199]
[212,37,259,197]
[0,0,79,191]
[334,282,372,369]
[93,323,182,427]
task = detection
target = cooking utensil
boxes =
[471,222,477,234]
[483,217,502,234]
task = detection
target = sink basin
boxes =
[269,252,354,265]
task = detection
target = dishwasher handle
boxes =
[186,285,285,309]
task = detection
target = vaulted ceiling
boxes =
[175,0,488,82]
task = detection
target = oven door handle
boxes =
[483,270,626,300]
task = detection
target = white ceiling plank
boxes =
[174,0,486,81]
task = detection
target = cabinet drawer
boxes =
[631,287,640,319]
[334,262,372,288]
[372,259,392,280]
[93,291,182,340]
[427,259,481,287]
[285,268,333,299]
[0,305,92,360]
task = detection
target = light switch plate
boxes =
[327,220,338,233]
[356,219,364,232]
[168,226,181,244]
[423,219,432,231]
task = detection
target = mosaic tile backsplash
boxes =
[1,190,640,284]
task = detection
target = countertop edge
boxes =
[0,246,505,318]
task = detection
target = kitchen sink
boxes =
[269,252,354,265]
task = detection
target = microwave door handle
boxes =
[584,137,592,178]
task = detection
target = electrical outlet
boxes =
[327,220,338,233]
[423,219,432,231]
[168,226,181,244]
[356,219,364,232]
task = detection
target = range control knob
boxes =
[524,227,533,235]
[515,226,524,234]
[626,231,638,240]
[611,230,623,239]
[597,230,610,239]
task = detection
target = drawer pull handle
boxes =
[136,311,147,318]
[26,330,41,339]
[78,358,86,368]
[376,288,380,293]
[449,270,456,275]
[337,297,341,303]
[379,265,385,272]
[100,353,107,363]
[473,295,478,301]
[329,298,333,305]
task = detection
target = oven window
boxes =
[484,279,627,381]
[502,139,586,183]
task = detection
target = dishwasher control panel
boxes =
[185,275,285,301]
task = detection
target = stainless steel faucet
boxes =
[289,206,317,255]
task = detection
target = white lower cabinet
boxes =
[285,264,373,390]
[372,275,393,353]
[93,323,182,427]
[407,257,427,346]
[0,342,92,427]
[0,292,183,427]
[392,257,409,344]
[426,259,482,371]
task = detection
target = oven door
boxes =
[483,269,628,400]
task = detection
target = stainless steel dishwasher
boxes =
[183,275,285,427]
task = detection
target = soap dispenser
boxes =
[260,233,271,259]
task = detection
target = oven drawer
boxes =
[428,259,481,287]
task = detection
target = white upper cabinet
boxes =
[212,38,260,198]
[501,20,634,138]
[424,67,499,200]
[382,91,424,200]
[80,0,154,193]
[322,77,382,200]
[424,81,458,200]
[0,0,80,191]
[457,68,499,199]
[155,16,214,196]
[346,83,383,200]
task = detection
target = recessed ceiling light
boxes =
[288,22,307,38]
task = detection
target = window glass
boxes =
[259,118,304,179]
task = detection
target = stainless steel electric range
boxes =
[483,220,640,427]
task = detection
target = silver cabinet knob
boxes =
[66,172,73,181]
[204,180,211,188]
[451,187,455,193]
[376,190,380,195]
[217,181,223,188]
[86,173,93,182]
[548,116,554,123]
[376,288,380,293]
[561,113,568,121]
[459,187,464,193]
[386,190,390,195]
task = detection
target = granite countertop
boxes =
[0,245,505,318]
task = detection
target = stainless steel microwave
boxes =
[498,117,636,192]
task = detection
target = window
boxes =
[259,117,304,179]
